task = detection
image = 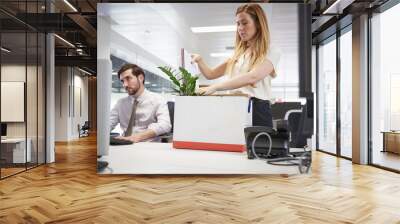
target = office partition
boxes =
[0,1,47,179]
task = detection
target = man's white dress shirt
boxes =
[110,89,171,141]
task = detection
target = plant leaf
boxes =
[158,66,181,89]
[158,66,198,96]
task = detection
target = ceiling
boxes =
[0,0,99,73]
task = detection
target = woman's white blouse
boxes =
[227,48,280,101]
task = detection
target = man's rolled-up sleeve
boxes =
[147,101,172,136]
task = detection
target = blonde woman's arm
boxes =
[191,54,229,80]
[197,59,274,95]
[270,68,277,78]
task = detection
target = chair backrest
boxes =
[272,102,302,120]
[286,104,313,148]
[82,121,90,129]
[167,101,175,132]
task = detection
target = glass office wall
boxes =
[0,1,46,179]
[1,31,28,177]
[1,1,27,177]
[317,35,337,154]
[339,28,352,158]
[370,2,400,171]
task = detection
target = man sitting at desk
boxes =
[110,63,171,143]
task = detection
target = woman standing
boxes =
[192,3,279,127]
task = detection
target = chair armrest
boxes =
[244,126,275,134]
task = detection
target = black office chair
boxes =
[270,105,313,173]
[160,101,174,143]
[287,107,313,149]
[79,121,90,138]
[244,104,313,173]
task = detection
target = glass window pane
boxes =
[318,37,337,154]
[371,3,400,171]
[340,29,352,158]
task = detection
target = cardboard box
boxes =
[173,95,252,152]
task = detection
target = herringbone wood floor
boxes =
[1,135,400,224]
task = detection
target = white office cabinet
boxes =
[1,138,32,163]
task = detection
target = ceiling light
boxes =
[210,52,233,58]
[322,0,353,15]
[78,67,92,76]
[151,84,157,87]
[1,47,11,53]
[191,25,236,33]
[63,0,78,12]
[54,34,75,48]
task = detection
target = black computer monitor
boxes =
[1,123,7,137]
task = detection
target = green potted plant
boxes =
[157,66,199,96]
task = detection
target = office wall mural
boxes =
[97,3,312,175]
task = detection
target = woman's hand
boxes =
[196,85,218,95]
[191,54,202,64]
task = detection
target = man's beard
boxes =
[126,86,139,96]
[126,77,141,96]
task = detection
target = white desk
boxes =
[1,138,31,163]
[99,143,300,175]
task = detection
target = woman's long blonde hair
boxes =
[226,3,270,76]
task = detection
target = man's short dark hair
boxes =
[117,63,145,84]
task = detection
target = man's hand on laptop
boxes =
[115,129,157,143]
[115,135,139,143]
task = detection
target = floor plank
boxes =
[1,135,400,223]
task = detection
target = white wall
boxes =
[1,65,32,138]
[54,67,89,141]
[55,66,69,141]
[72,74,89,138]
